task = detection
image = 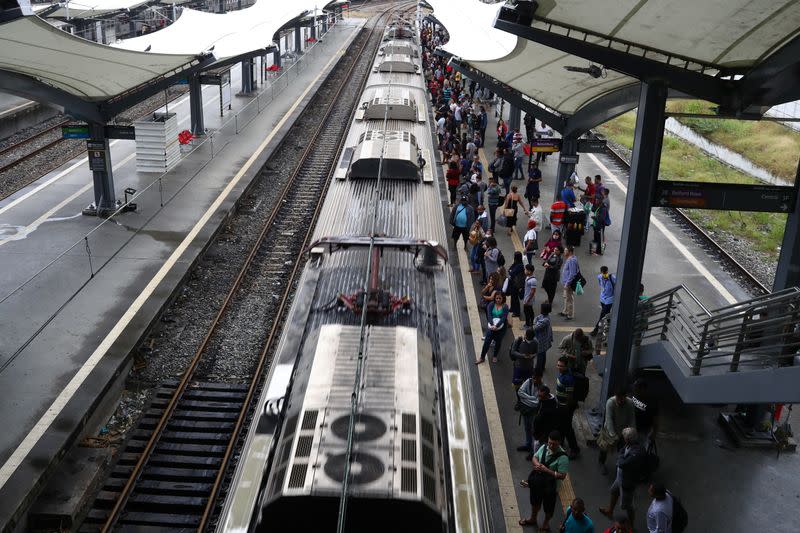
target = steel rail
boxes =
[602,144,771,296]
[99,10,397,533]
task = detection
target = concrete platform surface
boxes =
[0,20,363,530]
[455,103,799,533]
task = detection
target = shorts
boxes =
[530,489,557,515]
[610,474,635,511]
[451,226,469,242]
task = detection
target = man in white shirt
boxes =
[647,483,673,533]
[528,198,543,232]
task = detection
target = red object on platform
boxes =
[178,130,193,145]
[266,64,281,72]
[306,37,318,43]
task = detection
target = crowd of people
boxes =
[422,20,685,533]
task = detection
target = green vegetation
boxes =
[666,100,800,182]
[596,112,786,257]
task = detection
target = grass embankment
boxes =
[596,112,787,257]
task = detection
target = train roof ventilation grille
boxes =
[401,467,418,494]
[421,418,434,443]
[402,413,416,434]
[295,435,313,458]
[301,409,318,431]
[423,472,437,504]
[323,452,385,485]
[401,438,417,462]
[287,463,308,489]
[330,413,388,442]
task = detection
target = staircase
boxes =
[625,286,800,403]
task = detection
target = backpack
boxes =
[572,372,589,402]
[512,267,525,292]
[497,249,506,267]
[669,491,688,533]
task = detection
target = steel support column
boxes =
[322,16,328,33]
[295,24,302,53]
[273,44,281,68]
[601,81,668,401]
[88,122,116,215]
[189,74,204,135]
[774,159,800,290]
[554,134,578,202]
[508,104,521,132]
[311,19,316,40]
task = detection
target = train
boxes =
[217,11,488,533]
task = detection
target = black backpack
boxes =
[497,250,506,267]
[572,372,589,402]
[670,491,688,533]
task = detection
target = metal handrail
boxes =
[631,285,800,375]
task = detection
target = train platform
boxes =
[0,93,58,140]
[0,19,364,529]
[447,105,800,532]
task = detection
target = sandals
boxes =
[519,479,529,488]
[475,359,485,365]
[518,518,537,527]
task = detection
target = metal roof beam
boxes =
[101,55,214,119]
[738,34,800,111]
[494,17,735,109]
[0,69,105,123]
[444,55,567,133]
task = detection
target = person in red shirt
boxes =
[446,161,461,206]
[579,175,596,206]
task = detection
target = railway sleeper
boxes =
[148,398,243,411]
[117,511,201,527]
[117,452,223,468]
[112,465,219,483]
[101,478,213,495]
[129,429,233,444]
[144,408,240,421]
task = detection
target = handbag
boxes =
[575,280,584,296]
[503,207,515,217]
[497,214,508,227]
[528,450,564,495]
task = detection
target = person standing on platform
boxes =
[476,293,510,364]
[541,245,563,306]
[449,195,474,250]
[598,389,636,475]
[592,191,610,256]
[446,161,461,206]
[632,378,659,442]
[549,198,568,233]
[483,236,501,277]
[579,175,596,207]
[600,427,645,525]
[506,251,526,317]
[512,132,526,180]
[479,106,488,147]
[562,498,595,533]
[559,328,593,375]
[516,374,541,455]
[524,220,539,265]
[591,266,616,336]
[526,162,543,205]
[485,178,502,232]
[522,264,537,326]
[502,185,527,235]
[555,356,580,458]
[496,118,508,143]
[510,327,538,389]
[519,430,569,530]
[532,302,553,377]
[560,245,579,321]
[560,180,578,206]
[500,148,516,195]
[646,483,674,533]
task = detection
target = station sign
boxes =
[86,141,107,172]
[652,180,797,213]
[577,139,607,153]
[105,125,136,140]
[62,125,90,139]
[559,154,580,165]
[529,138,561,153]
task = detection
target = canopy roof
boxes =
[429,0,800,128]
[44,0,150,19]
[114,0,321,59]
[0,14,201,101]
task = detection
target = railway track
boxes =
[0,119,71,175]
[80,6,410,532]
[602,144,771,295]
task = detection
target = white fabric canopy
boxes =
[427,0,515,62]
[531,0,800,70]
[115,0,322,60]
[44,0,150,19]
[0,14,200,100]
[428,0,800,116]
